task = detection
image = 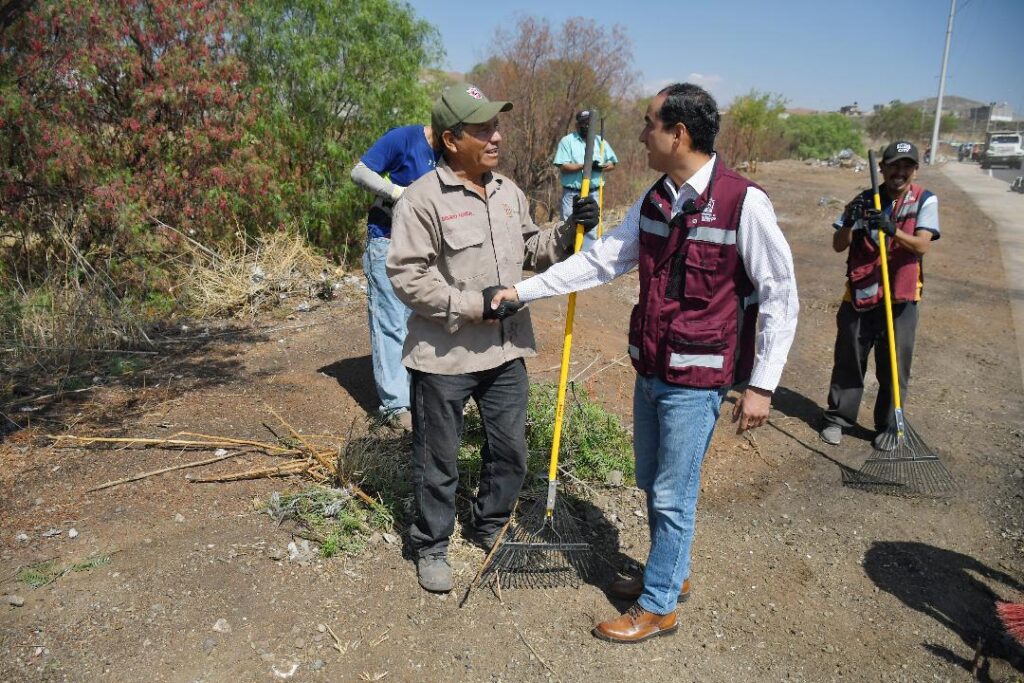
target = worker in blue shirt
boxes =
[351,125,439,429]
[553,110,618,249]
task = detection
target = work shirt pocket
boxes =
[441,225,488,282]
[848,262,881,310]
[681,243,722,305]
[664,319,728,386]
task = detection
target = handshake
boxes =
[481,285,523,321]
[842,197,896,237]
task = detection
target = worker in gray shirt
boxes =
[387,83,598,593]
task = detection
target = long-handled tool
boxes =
[596,117,606,239]
[479,111,601,589]
[843,150,956,496]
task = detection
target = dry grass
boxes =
[1,281,150,371]
[183,231,336,319]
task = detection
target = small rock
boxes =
[296,302,311,313]
[1012,468,1023,479]
[7,594,25,607]
[42,528,62,538]
[15,533,28,542]
[68,528,79,538]
[633,509,646,519]
[202,637,217,652]
[212,618,232,633]
[214,448,228,457]
[605,470,624,487]
[310,659,326,672]
[382,532,398,545]
[33,498,42,506]
[294,638,305,649]
[174,513,185,523]
[316,624,327,633]
[287,540,315,563]
[268,548,285,561]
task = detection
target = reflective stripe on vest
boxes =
[639,215,670,238]
[669,353,725,370]
[628,344,640,360]
[689,226,737,245]
[854,282,879,302]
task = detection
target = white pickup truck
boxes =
[981,132,1024,169]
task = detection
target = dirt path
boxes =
[1,161,1022,682]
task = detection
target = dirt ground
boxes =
[2,160,1023,683]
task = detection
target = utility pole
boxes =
[929,0,955,165]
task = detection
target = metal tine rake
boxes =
[841,419,956,496]
[480,493,593,589]
[479,110,603,589]
[842,150,956,497]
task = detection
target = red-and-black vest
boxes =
[846,184,931,311]
[628,159,760,389]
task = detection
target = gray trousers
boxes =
[409,359,528,558]
[824,301,919,433]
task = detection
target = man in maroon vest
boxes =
[819,141,939,450]
[489,83,799,643]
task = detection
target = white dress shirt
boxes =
[515,154,799,392]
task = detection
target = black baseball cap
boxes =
[576,110,591,124]
[882,141,919,165]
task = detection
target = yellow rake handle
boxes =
[546,110,599,516]
[868,150,903,416]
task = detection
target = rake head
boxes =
[842,417,957,497]
[480,493,593,589]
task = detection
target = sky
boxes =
[404,0,1024,117]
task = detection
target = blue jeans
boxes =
[632,375,727,615]
[362,237,411,416]
[561,187,600,251]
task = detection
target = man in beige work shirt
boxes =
[388,83,598,593]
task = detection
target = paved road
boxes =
[941,161,1024,390]
[947,160,1021,185]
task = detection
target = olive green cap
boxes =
[431,83,512,131]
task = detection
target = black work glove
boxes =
[481,285,524,321]
[591,159,604,172]
[566,194,600,231]
[864,209,896,237]
[841,197,867,229]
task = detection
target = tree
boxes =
[0,0,277,281]
[866,101,921,141]
[469,16,637,218]
[718,90,788,164]
[239,0,442,257]
[784,113,864,159]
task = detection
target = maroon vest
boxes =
[627,160,759,388]
[847,184,927,310]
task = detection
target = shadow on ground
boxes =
[318,355,378,416]
[1,326,271,445]
[864,541,1024,679]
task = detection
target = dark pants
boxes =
[824,301,919,433]
[409,359,529,558]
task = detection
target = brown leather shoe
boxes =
[608,576,691,603]
[592,604,677,643]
